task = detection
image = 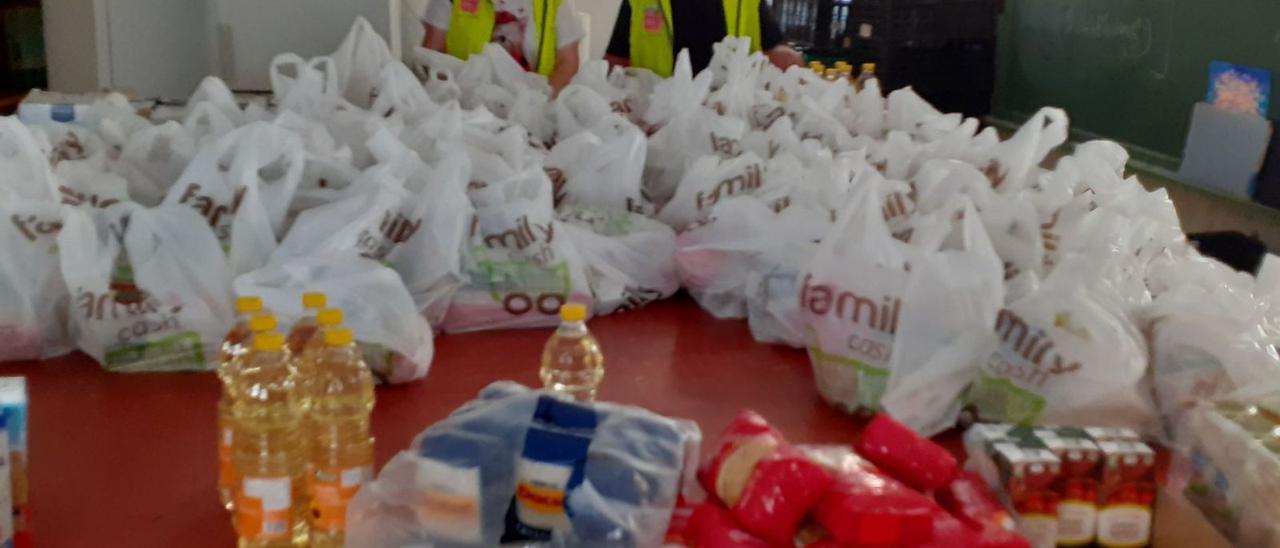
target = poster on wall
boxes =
[1206,61,1272,117]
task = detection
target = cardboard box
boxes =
[0,378,29,548]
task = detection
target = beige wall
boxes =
[578,0,621,60]
[42,0,106,92]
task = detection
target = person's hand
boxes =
[765,45,804,70]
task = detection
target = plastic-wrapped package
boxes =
[347,382,701,548]
[699,410,832,544]
[685,503,769,548]
[856,413,959,492]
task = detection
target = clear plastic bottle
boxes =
[296,308,345,410]
[217,301,267,512]
[307,327,374,548]
[539,303,605,402]
[286,292,327,356]
[838,64,855,88]
[824,68,840,82]
[857,63,878,89]
[232,331,308,548]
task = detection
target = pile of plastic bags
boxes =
[0,17,1276,438]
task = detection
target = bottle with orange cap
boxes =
[232,328,308,548]
[217,299,267,512]
[286,292,328,356]
[307,327,374,548]
[539,303,605,402]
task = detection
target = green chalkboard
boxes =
[992,0,1280,171]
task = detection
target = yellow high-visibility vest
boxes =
[629,0,762,77]
[446,0,561,76]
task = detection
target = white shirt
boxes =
[423,0,585,71]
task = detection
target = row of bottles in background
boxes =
[218,293,375,548]
[809,60,877,91]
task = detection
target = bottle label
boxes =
[1018,513,1059,548]
[417,457,483,544]
[310,466,371,533]
[1096,504,1151,547]
[1055,501,1097,545]
[217,427,234,489]
[514,459,572,531]
[237,477,292,541]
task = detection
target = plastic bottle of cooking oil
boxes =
[232,331,308,548]
[838,63,855,87]
[217,299,267,512]
[307,327,374,548]
[286,292,327,356]
[539,303,604,402]
[297,308,345,408]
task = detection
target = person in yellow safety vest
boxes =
[422,0,585,93]
[605,0,804,77]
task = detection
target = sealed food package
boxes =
[0,199,71,361]
[699,410,832,544]
[937,471,1018,534]
[685,503,769,548]
[812,456,937,546]
[962,252,1157,433]
[348,382,699,548]
[856,413,959,491]
[443,167,593,333]
[235,254,435,384]
[59,203,235,372]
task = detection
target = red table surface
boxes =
[9,296,963,547]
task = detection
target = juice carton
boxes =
[1095,441,1155,548]
[964,423,1016,486]
[0,378,27,548]
[995,443,1061,548]
[1043,437,1100,546]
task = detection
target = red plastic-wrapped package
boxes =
[700,411,833,545]
[812,463,936,546]
[857,413,959,491]
[685,503,770,548]
[937,472,1016,532]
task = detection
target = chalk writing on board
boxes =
[1061,4,1153,60]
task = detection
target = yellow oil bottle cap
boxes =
[235,296,263,314]
[324,327,354,346]
[302,292,327,310]
[825,68,839,79]
[317,308,344,327]
[249,314,277,333]
[839,65,854,74]
[254,332,285,352]
[862,63,876,73]
[560,303,588,323]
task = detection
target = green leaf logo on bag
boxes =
[965,309,1083,424]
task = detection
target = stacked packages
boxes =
[345,382,701,547]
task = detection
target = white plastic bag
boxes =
[961,253,1157,433]
[235,254,435,384]
[53,155,131,209]
[164,122,304,275]
[442,167,592,333]
[59,203,235,372]
[111,121,195,206]
[0,199,71,361]
[799,173,1004,420]
[329,17,397,108]
[657,151,780,231]
[0,116,57,200]
[545,114,648,214]
[273,133,472,324]
[559,206,679,315]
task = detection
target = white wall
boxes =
[42,0,105,92]
[106,0,213,98]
